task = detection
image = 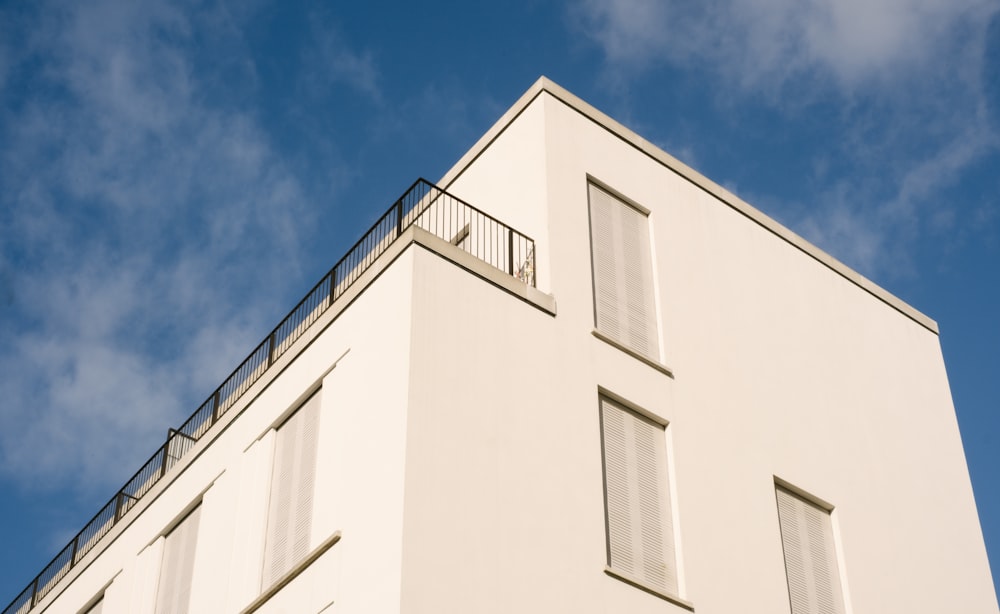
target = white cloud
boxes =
[575,0,996,91]
[0,0,321,496]
[573,0,1000,279]
[302,12,383,105]
[327,47,382,104]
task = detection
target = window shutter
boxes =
[775,486,845,614]
[155,505,201,614]
[589,184,658,360]
[601,397,677,595]
[262,391,321,588]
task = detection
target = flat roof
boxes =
[438,76,938,335]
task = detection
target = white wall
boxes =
[39,249,419,614]
[415,88,998,613]
[442,94,553,293]
[32,81,996,614]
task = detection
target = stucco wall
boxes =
[419,88,997,613]
[40,249,419,614]
[31,81,996,614]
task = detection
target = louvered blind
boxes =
[589,184,658,360]
[775,486,845,614]
[262,391,321,589]
[601,397,677,595]
[155,505,201,614]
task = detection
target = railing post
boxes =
[30,577,38,607]
[396,199,404,237]
[114,492,124,521]
[267,330,277,367]
[507,228,514,276]
[160,438,170,479]
[211,389,222,424]
[530,244,536,286]
[70,534,79,566]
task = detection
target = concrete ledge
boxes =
[410,225,557,316]
[592,330,674,378]
[239,531,342,614]
[604,566,695,611]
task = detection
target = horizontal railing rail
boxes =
[2,179,535,614]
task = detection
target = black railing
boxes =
[2,178,535,614]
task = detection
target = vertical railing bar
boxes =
[396,198,403,238]
[213,387,222,422]
[508,227,514,276]
[160,439,170,479]
[533,239,537,286]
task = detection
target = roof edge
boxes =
[438,76,939,335]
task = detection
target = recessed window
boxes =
[600,396,677,596]
[588,183,659,361]
[262,390,321,589]
[775,485,846,614]
[155,505,201,614]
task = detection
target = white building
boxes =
[4,77,997,614]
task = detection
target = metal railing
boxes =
[2,178,535,614]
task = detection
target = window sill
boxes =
[592,330,674,378]
[604,566,694,611]
[240,530,342,614]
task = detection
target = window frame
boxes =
[598,393,690,609]
[586,180,662,363]
[260,389,322,591]
[774,483,848,614]
[154,503,202,614]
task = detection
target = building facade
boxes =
[4,77,997,614]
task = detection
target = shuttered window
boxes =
[155,505,201,614]
[600,397,677,596]
[588,183,659,360]
[262,391,321,589]
[775,486,846,614]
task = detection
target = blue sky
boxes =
[0,0,998,605]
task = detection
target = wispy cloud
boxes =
[0,0,320,496]
[572,0,1000,278]
[322,43,382,105]
[573,0,995,92]
[302,10,383,105]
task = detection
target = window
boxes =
[262,390,321,589]
[600,396,677,596]
[588,183,658,360]
[155,505,201,614]
[775,485,846,614]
